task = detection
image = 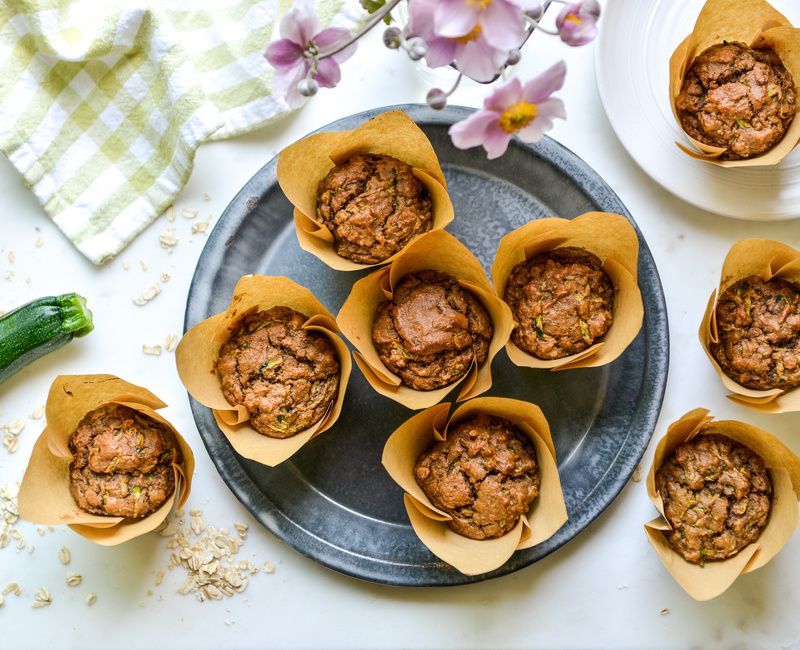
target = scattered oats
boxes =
[192,221,210,235]
[3,435,19,454]
[224,619,234,626]
[140,259,149,272]
[0,595,4,606]
[66,572,82,587]
[165,205,176,222]
[3,583,20,597]
[159,228,178,252]
[155,569,164,586]
[27,544,35,554]
[182,208,199,220]
[7,419,24,436]
[122,260,130,270]
[262,561,275,575]
[660,608,670,616]
[32,587,51,608]
[234,523,248,539]
[4,270,14,280]
[30,405,45,420]
[165,334,178,352]
[1,482,25,553]
[160,272,171,283]
[36,527,45,536]
[132,283,161,306]
[158,521,180,538]
[632,465,643,483]
[146,589,153,597]
[190,512,205,535]
[8,251,15,264]
[143,344,162,356]
[203,193,211,202]
[35,236,44,248]
[86,593,97,606]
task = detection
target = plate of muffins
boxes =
[596,0,800,220]
[180,104,669,585]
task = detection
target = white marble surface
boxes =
[3,9,800,650]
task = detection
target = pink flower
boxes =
[555,0,600,47]
[449,61,567,159]
[430,0,541,51]
[265,0,356,108]
[409,0,510,82]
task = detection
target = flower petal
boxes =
[265,38,303,71]
[483,124,514,159]
[484,77,524,112]
[313,27,350,50]
[434,0,480,38]
[480,0,526,50]
[425,37,458,69]
[313,57,342,88]
[409,0,437,39]
[522,60,567,104]
[280,0,320,46]
[456,37,505,82]
[508,0,544,10]
[272,64,308,109]
[449,110,500,150]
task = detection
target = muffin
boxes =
[68,404,181,519]
[676,42,796,160]
[414,413,540,540]
[216,306,340,438]
[372,270,494,391]
[316,153,433,264]
[655,433,772,564]
[503,247,615,360]
[710,276,800,390]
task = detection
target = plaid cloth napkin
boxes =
[0,0,360,264]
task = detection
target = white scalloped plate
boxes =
[595,0,800,221]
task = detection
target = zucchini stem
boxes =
[56,293,94,338]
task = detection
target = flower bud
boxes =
[426,88,448,110]
[297,77,319,97]
[526,3,545,21]
[406,37,427,61]
[506,49,522,66]
[383,26,402,49]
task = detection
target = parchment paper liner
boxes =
[277,109,455,271]
[175,275,352,466]
[699,238,800,412]
[491,212,643,370]
[18,374,195,546]
[337,229,513,410]
[669,0,800,166]
[644,408,800,601]
[382,396,567,575]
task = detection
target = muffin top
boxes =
[216,306,340,438]
[372,270,493,391]
[656,434,772,564]
[504,247,614,360]
[415,413,540,540]
[711,276,800,390]
[676,42,796,160]
[316,153,433,264]
[68,404,181,519]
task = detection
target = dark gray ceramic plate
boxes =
[184,105,669,587]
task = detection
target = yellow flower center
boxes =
[498,102,539,134]
[456,24,482,44]
[467,0,493,8]
[565,13,582,26]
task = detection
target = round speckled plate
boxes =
[184,105,669,586]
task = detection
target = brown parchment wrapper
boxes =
[382,396,567,575]
[700,238,800,412]
[669,0,800,166]
[491,212,643,371]
[277,109,455,271]
[337,229,513,410]
[644,408,800,601]
[175,275,352,466]
[17,374,195,546]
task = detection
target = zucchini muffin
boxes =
[656,434,772,564]
[414,414,540,540]
[676,42,796,160]
[316,153,433,264]
[711,276,800,390]
[372,270,493,391]
[504,247,614,360]
[68,404,181,519]
[216,306,340,438]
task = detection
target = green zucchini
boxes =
[0,293,93,384]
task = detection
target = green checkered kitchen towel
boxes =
[0,0,361,264]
